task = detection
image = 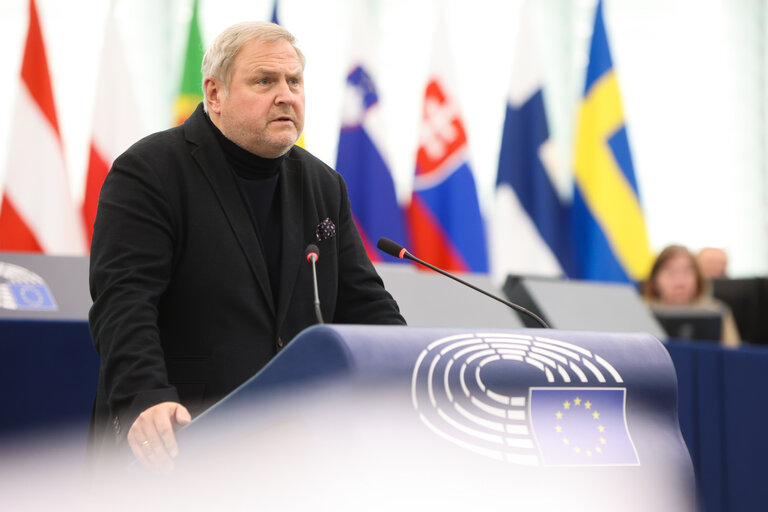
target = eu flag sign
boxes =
[0,261,57,311]
[529,387,638,466]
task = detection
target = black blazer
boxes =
[88,104,404,451]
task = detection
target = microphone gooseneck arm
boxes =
[376,237,550,329]
[311,260,323,324]
[305,244,324,324]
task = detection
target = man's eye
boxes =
[257,78,270,85]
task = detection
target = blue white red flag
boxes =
[335,2,406,263]
[336,65,407,263]
[407,20,488,273]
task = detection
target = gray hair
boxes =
[201,21,305,112]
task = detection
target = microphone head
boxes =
[377,237,408,259]
[305,244,319,263]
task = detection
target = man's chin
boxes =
[259,138,298,157]
[267,131,298,146]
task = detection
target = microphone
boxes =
[304,244,324,324]
[376,237,549,328]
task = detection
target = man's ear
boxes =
[204,77,223,114]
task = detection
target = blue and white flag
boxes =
[491,4,574,282]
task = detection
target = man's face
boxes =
[210,38,305,158]
[697,249,727,279]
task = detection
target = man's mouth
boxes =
[272,116,293,123]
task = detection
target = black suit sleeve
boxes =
[89,149,180,438]
[331,174,406,326]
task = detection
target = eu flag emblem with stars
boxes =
[8,283,56,310]
[529,388,638,466]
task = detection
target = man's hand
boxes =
[126,401,191,473]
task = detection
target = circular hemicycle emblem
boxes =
[411,332,639,467]
[0,261,57,311]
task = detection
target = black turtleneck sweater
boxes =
[205,113,285,305]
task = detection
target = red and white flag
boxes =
[0,0,85,254]
[82,1,142,247]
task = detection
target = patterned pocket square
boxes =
[315,217,336,242]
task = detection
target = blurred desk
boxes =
[0,319,97,439]
[667,339,768,512]
[0,252,96,441]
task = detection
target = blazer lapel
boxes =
[184,107,276,316]
[276,155,304,329]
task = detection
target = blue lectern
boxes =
[173,325,696,511]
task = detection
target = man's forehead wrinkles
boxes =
[237,53,302,68]
[241,64,304,78]
[248,65,303,73]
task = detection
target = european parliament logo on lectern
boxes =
[412,331,638,467]
[0,261,57,311]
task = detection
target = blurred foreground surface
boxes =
[2,381,695,512]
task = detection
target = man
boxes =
[88,21,405,472]
[696,247,728,280]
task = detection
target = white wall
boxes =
[0,0,765,276]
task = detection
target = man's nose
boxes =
[274,79,295,104]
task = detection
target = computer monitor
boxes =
[502,275,666,339]
[651,306,723,342]
[712,277,768,345]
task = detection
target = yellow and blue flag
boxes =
[572,1,653,282]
